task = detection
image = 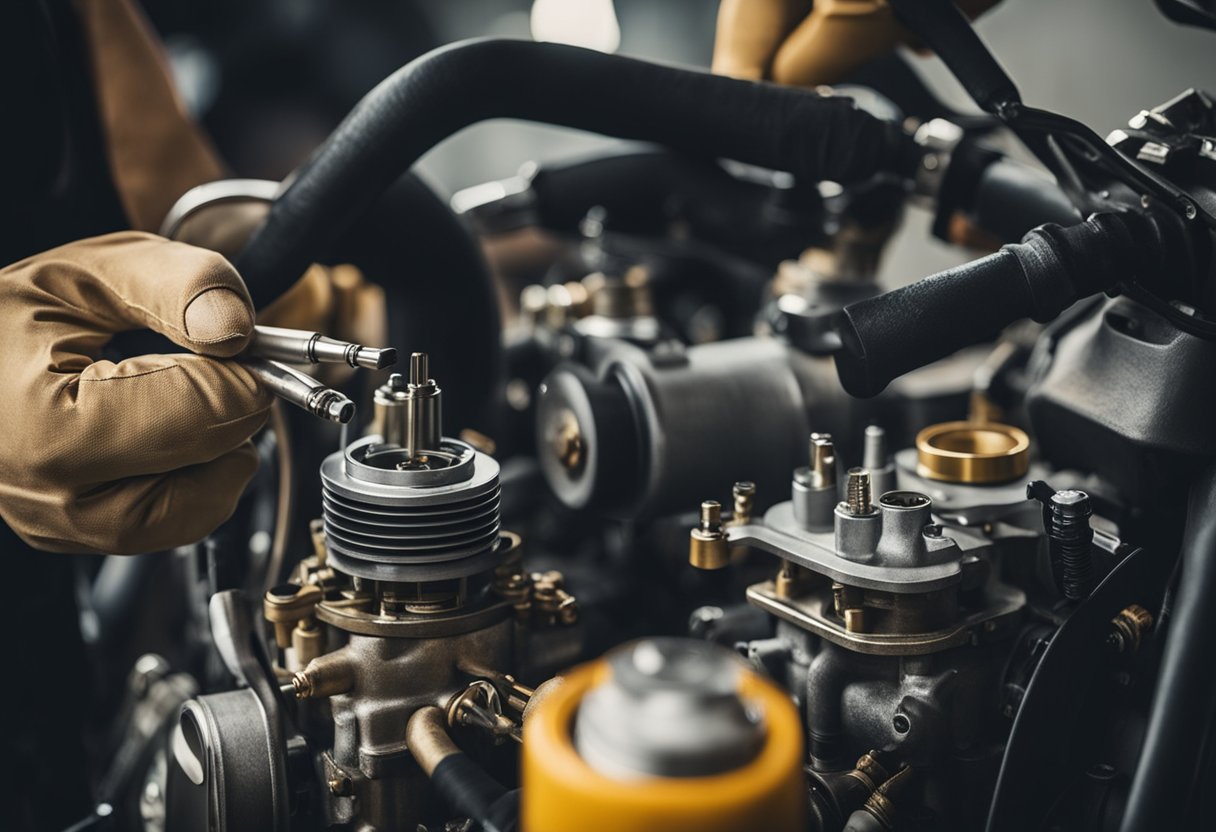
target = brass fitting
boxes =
[833,582,867,634]
[493,542,533,621]
[845,468,873,516]
[1109,604,1154,655]
[291,650,355,700]
[844,751,892,795]
[447,680,519,744]
[308,518,327,565]
[263,583,323,649]
[916,420,1030,484]
[775,560,810,600]
[858,765,914,831]
[810,433,837,490]
[731,481,756,526]
[690,500,730,570]
[532,570,579,626]
[292,619,323,667]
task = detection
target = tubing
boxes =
[1119,464,1216,831]
[407,706,516,832]
[832,210,1166,398]
[235,38,917,305]
[970,157,1080,242]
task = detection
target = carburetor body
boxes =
[690,421,1073,829]
[170,356,580,831]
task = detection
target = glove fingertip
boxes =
[183,285,255,356]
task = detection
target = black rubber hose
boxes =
[235,38,917,305]
[431,754,516,832]
[970,157,1081,242]
[1119,464,1216,831]
[832,210,1165,398]
[934,142,1080,244]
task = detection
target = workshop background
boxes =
[144,0,1216,282]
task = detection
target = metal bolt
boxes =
[700,500,722,531]
[1049,488,1094,600]
[409,352,428,387]
[732,481,756,525]
[846,468,873,515]
[863,425,887,471]
[809,435,836,489]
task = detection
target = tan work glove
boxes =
[712,0,1000,87]
[0,232,272,554]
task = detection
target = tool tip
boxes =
[327,398,356,424]
[357,346,397,370]
[354,347,397,370]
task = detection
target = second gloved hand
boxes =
[0,232,273,554]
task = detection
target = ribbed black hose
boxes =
[1119,464,1216,831]
[431,754,517,832]
[235,38,917,305]
[833,210,1167,398]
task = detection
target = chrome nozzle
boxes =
[250,325,398,370]
[242,358,356,424]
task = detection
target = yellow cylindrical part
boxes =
[521,657,805,832]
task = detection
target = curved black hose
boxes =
[1119,464,1216,831]
[934,141,1080,244]
[431,754,517,832]
[833,210,1167,398]
[235,38,917,305]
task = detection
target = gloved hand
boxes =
[712,0,1000,87]
[171,196,389,384]
[0,232,272,554]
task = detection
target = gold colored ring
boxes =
[915,421,1030,484]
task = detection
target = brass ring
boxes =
[915,421,1030,484]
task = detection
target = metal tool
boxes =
[242,358,356,424]
[250,325,398,370]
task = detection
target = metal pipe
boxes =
[406,706,460,778]
[250,325,397,370]
[240,358,355,424]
